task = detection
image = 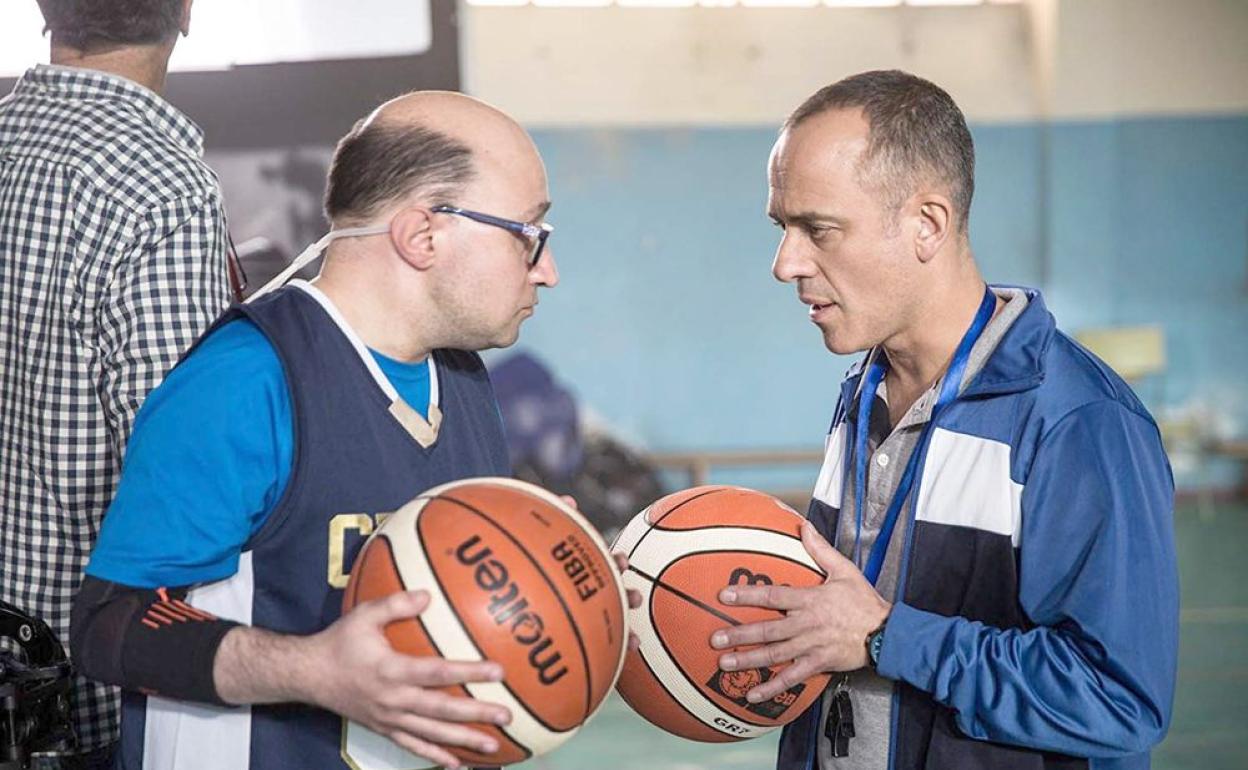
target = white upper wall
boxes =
[462,0,1248,124]
[462,4,1040,124]
[1053,0,1248,119]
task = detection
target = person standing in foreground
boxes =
[0,1,229,765]
[70,90,566,770]
[709,70,1178,770]
[71,91,574,768]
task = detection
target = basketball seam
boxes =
[358,534,533,763]
[663,549,824,580]
[636,549,825,616]
[629,566,742,628]
[624,487,732,563]
[644,550,826,729]
[413,507,571,738]
[645,592,775,731]
[416,476,629,712]
[432,493,596,730]
[628,633,738,741]
[653,523,804,537]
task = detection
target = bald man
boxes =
[70,92,559,770]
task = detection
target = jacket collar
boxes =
[962,285,1053,398]
[836,285,1054,412]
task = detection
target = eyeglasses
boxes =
[432,205,553,268]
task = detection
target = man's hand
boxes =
[708,520,891,704]
[614,552,644,650]
[215,590,511,770]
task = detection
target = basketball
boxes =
[342,477,628,766]
[613,485,830,742]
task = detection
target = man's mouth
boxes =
[801,296,834,318]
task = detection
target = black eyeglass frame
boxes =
[431,205,553,267]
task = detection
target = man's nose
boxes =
[532,246,558,287]
[771,233,810,284]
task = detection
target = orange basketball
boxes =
[613,486,830,742]
[342,477,628,767]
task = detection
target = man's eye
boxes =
[770,219,785,230]
[807,225,832,239]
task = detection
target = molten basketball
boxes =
[613,485,830,742]
[342,477,628,767]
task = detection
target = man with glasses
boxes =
[70,91,558,770]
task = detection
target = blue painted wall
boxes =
[505,116,1248,488]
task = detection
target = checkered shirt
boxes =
[0,64,231,750]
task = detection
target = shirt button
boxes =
[876,453,890,468]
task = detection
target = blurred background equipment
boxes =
[490,352,666,541]
[1074,325,1167,383]
[0,601,75,770]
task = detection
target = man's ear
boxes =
[911,193,954,265]
[389,207,437,270]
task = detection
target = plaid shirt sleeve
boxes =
[95,194,232,458]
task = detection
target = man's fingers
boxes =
[397,656,504,688]
[801,520,851,577]
[386,731,464,770]
[720,583,805,610]
[560,495,579,510]
[389,712,500,756]
[355,589,430,627]
[718,639,802,672]
[402,689,511,726]
[710,617,795,649]
[746,659,815,704]
[613,553,642,608]
[628,631,641,651]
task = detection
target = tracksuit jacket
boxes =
[777,288,1178,770]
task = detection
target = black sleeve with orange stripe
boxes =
[70,575,240,705]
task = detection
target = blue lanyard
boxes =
[851,286,996,585]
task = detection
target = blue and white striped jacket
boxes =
[778,288,1178,770]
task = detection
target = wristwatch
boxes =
[865,621,887,672]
